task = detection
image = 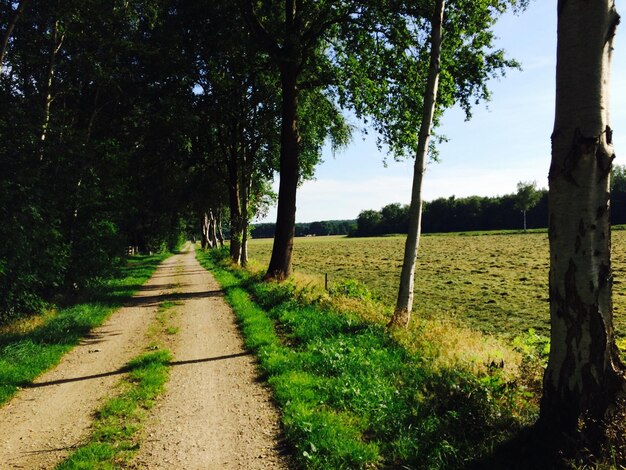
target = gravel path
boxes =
[0,244,287,469]
[131,248,287,469]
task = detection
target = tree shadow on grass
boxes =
[468,424,611,470]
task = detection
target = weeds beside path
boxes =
[0,252,169,406]
[198,248,537,469]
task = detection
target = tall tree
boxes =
[389,0,445,328]
[0,0,30,74]
[239,0,358,280]
[366,0,528,328]
[540,0,625,452]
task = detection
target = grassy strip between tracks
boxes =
[197,248,537,469]
[57,348,172,469]
[0,252,170,406]
[57,274,182,468]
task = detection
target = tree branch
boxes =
[0,0,31,74]
[238,0,282,62]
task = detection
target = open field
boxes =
[248,230,626,340]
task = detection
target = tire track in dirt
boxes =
[131,248,288,469]
[0,252,186,469]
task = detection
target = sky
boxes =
[257,1,626,224]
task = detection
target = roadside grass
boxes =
[247,231,626,341]
[197,248,536,469]
[0,253,169,406]
[57,349,172,469]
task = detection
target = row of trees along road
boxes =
[0,0,624,461]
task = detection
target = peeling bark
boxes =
[540,0,625,444]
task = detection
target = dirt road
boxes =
[0,244,287,469]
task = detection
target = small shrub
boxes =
[328,279,379,301]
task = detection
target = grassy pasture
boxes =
[248,230,626,340]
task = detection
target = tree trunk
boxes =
[227,144,243,264]
[523,209,527,232]
[540,0,624,444]
[0,0,30,75]
[389,0,445,329]
[241,219,249,265]
[216,208,224,248]
[40,19,64,159]
[241,191,249,266]
[208,209,218,247]
[265,66,299,280]
[241,145,254,267]
[201,212,208,249]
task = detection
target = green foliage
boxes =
[328,279,380,301]
[251,220,357,238]
[514,181,542,213]
[337,0,528,160]
[0,253,167,406]
[353,189,549,236]
[0,1,193,321]
[512,329,550,363]
[197,249,534,469]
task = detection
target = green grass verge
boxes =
[57,349,172,469]
[0,253,170,406]
[197,248,534,469]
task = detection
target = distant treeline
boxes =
[354,193,547,236]
[251,220,357,238]
[252,168,626,239]
[355,181,626,237]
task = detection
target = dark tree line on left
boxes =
[0,0,284,321]
[0,0,463,320]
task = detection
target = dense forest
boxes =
[251,220,356,238]
[0,0,526,318]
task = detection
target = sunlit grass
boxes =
[248,231,626,340]
[0,253,170,406]
[197,248,535,469]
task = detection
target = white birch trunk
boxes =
[389,0,445,329]
[540,0,625,438]
[208,209,218,247]
[216,208,225,248]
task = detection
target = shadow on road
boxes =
[22,351,253,389]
